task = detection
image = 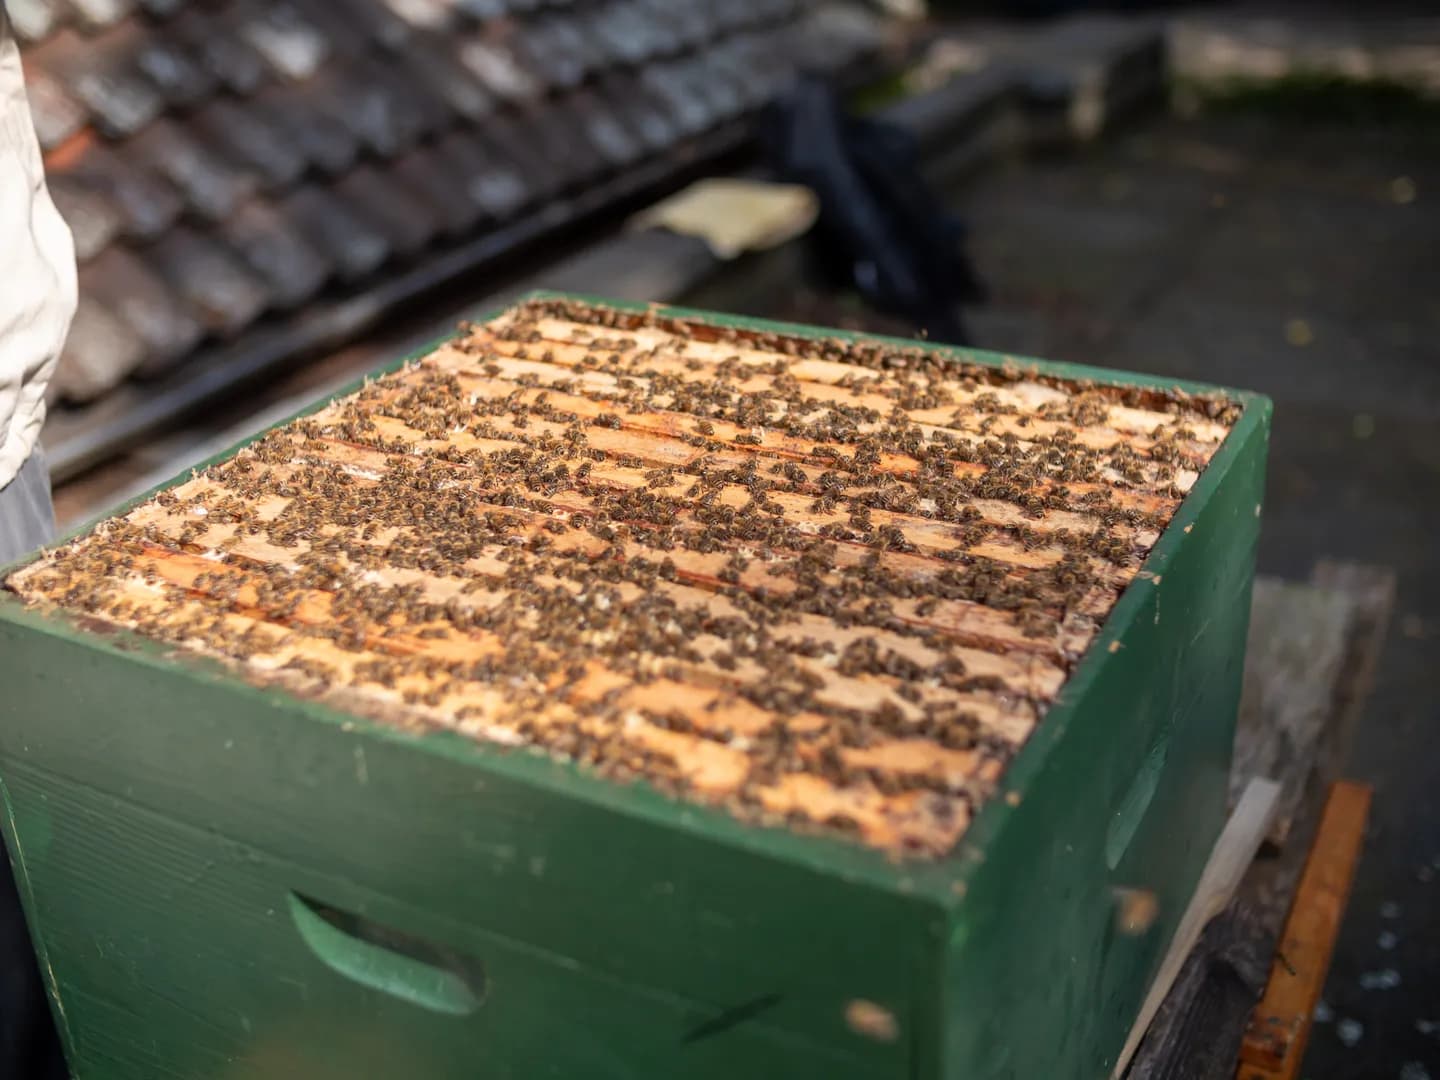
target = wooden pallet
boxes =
[1125,560,1394,1079]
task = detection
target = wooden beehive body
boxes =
[0,295,1269,1079]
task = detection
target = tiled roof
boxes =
[18,0,884,407]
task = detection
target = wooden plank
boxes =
[1236,781,1372,1080]
[1113,778,1281,1079]
[1129,903,1273,1080]
[1309,561,1395,793]
[1231,578,1355,843]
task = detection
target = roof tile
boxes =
[390,146,486,239]
[132,26,221,108]
[376,0,454,32]
[66,0,136,33]
[251,79,361,176]
[595,72,678,154]
[190,97,308,191]
[127,118,259,221]
[7,0,62,45]
[147,225,272,338]
[135,0,186,16]
[431,129,531,221]
[529,14,598,89]
[308,57,429,157]
[287,0,375,59]
[234,2,332,82]
[452,0,505,18]
[173,9,271,95]
[279,185,391,282]
[47,173,124,262]
[54,294,148,404]
[23,70,88,151]
[326,0,412,50]
[396,34,496,122]
[50,139,184,241]
[220,199,332,310]
[537,97,614,183]
[568,89,645,171]
[640,61,713,137]
[457,28,545,105]
[479,110,565,202]
[81,247,204,369]
[30,27,164,138]
[334,166,441,259]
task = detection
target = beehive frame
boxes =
[0,293,1270,1079]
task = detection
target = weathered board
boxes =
[1238,781,1372,1080]
[1127,560,1393,1079]
[0,295,1270,1079]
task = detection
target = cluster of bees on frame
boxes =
[10,300,1239,854]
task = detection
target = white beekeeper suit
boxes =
[0,10,76,562]
[1,11,75,1080]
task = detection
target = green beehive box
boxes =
[0,295,1269,1079]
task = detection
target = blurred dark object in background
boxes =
[762,77,986,345]
[942,0,1196,14]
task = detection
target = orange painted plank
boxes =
[1237,780,1372,1080]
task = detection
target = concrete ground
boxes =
[760,103,1440,1076]
[965,109,1440,1078]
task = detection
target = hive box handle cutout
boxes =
[288,893,485,1016]
[1106,740,1168,871]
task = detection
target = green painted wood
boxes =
[0,294,1271,1079]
